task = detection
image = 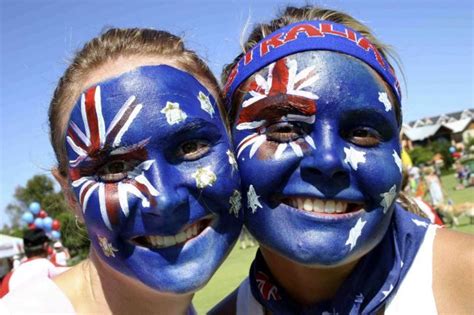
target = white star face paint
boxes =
[392,150,402,172]
[160,101,187,125]
[345,218,367,251]
[65,65,242,293]
[247,185,263,213]
[233,51,402,266]
[229,190,242,218]
[198,91,215,118]
[378,92,392,111]
[344,146,367,170]
[380,185,397,214]
[192,166,217,189]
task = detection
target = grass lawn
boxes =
[438,173,474,234]
[193,245,257,314]
[193,173,473,313]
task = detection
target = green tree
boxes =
[409,146,433,166]
[3,174,90,263]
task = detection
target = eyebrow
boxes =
[237,94,316,124]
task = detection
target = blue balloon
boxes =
[29,202,41,215]
[34,217,44,229]
[43,217,53,231]
[449,146,456,153]
[21,212,34,224]
[51,230,61,240]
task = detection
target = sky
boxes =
[1,0,473,226]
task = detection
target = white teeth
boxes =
[297,198,304,210]
[336,201,346,213]
[287,198,353,215]
[325,200,335,213]
[313,199,324,212]
[163,236,176,247]
[176,231,186,243]
[156,236,164,247]
[186,228,193,239]
[142,218,211,249]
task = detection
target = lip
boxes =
[128,214,216,249]
[277,195,366,220]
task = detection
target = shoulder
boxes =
[0,275,75,314]
[433,228,474,313]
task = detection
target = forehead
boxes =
[68,65,221,141]
[241,51,396,114]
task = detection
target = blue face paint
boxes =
[233,51,402,266]
[65,65,242,293]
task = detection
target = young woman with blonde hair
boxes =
[1,28,242,314]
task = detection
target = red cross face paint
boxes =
[65,65,242,293]
[232,51,402,266]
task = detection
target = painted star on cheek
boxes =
[160,101,187,125]
[229,190,242,218]
[392,150,402,172]
[345,218,367,251]
[192,166,217,189]
[226,149,238,172]
[412,218,429,228]
[378,92,392,112]
[343,147,366,170]
[247,185,263,214]
[380,185,397,214]
[98,235,118,257]
[197,91,215,118]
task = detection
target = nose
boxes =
[300,123,350,185]
[139,160,189,217]
[142,187,188,217]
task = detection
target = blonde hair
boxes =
[49,28,222,176]
[222,6,402,124]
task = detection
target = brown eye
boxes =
[177,140,210,160]
[349,127,381,147]
[266,122,304,143]
[97,160,134,182]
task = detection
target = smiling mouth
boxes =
[130,215,214,249]
[281,197,364,214]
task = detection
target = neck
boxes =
[260,247,359,306]
[56,250,193,315]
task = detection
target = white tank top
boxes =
[236,224,438,315]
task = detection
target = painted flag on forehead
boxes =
[248,204,431,314]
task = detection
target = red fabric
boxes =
[0,270,13,297]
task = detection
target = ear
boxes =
[52,167,83,218]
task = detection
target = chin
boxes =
[91,217,241,294]
[248,203,393,268]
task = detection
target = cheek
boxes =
[355,147,402,200]
[237,152,302,193]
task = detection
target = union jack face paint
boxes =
[233,51,402,266]
[66,65,242,293]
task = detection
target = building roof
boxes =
[408,108,474,128]
[443,118,472,133]
[404,125,445,141]
[404,109,473,142]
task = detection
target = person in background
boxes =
[0,229,67,298]
[50,241,70,267]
